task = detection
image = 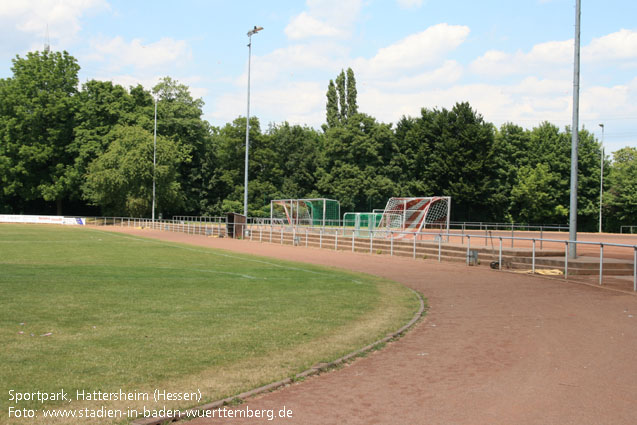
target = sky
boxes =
[1,0,636,153]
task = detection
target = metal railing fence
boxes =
[621,225,637,234]
[80,216,637,292]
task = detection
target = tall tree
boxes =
[335,70,347,123]
[604,147,637,232]
[267,122,324,200]
[83,125,190,216]
[210,117,264,215]
[510,163,561,223]
[318,113,396,211]
[152,77,212,215]
[420,102,496,221]
[325,80,339,129]
[69,80,136,214]
[0,50,80,214]
[346,68,358,117]
[490,123,532,220]
[325,68,359,128]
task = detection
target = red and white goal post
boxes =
[377,197,451,238]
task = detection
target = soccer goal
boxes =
[378,197,451,235]
[270,199,340,227]
[343,212,384,237]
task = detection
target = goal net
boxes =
[343,212,385,236]
[270,199,340,227]
[378,197,450,235]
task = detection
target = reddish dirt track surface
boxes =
[100,227,637,425]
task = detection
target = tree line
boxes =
[0,51,635,231]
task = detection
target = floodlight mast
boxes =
[599,123,604,233]
[569,0,581,259]
[244,26,263,219]
[152,95,157,222]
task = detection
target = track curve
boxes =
[101,227,637,425]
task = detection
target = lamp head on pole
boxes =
[247,26,263,37]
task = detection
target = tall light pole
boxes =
[152,95,157,222]
[599,123,604,233]
[244,25,263,218]
[569,0,581,258]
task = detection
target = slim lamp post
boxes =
[152,95,157,222]
[244,26,263,218]
[599,123,604,233]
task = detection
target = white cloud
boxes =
[0,0,109,48]
[95,74,162,91]
[285,12,344,40]
[471,29,637,78]
[396,0,424,8]
[87,36,192,71]
[470,39,572,77]
[584,29,637,63]
[232,40,350,90]
[373,60,463,90]
[359,23,470,78]
[92,74,208,102]
[211,81,325,127]
[284,0,362,40]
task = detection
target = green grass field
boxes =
[0,224,419,424]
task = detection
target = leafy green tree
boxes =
[510,163,561,223]
[335,70,347,123]
[325,80,339,129]
[0,50,80,214]
[572,128,604,230]
[325,68,359,128]
[490,123,532,220]
[605,147,637,231]
[424,102,496,221]
[83,125,190,216]
[68,80,136,213]
[209,117,264,215]
[319,113,397,211]
[152,77,213,215]
[267,122,324,200]
[346,68,358,117]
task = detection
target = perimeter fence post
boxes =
[370,231,374,254]
[633,247,636,292]
[438,234,441,262]
[335,231,338,251]
[280,228,283,245]
[499,237,502,271]
[540,226,544,250]
[269,225,272,243]
[390,232,394,256]
[320,229,323,249]
[599,243,604,285]
[306,229,308,247]
[532,239,536,274]
[511,226,514,248]
[466,235,471,266]
[413,235,416,259]
[565,242,569,279]
[352,232,355,252]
